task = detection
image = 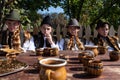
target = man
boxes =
[94,20,120,51]
[1,9,24,50]
[33,15,59,49]
[59,18,85,50]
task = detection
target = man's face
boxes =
[68,26,80,36]
[6,20,20,32]
[40,24,52,36]
[97,24,109,37]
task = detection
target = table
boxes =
[1,50,120,80]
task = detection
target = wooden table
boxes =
[1,50,120,80]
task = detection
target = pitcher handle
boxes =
[45,69,52,80]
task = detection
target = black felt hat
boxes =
[41,15,52,27]
[67,18,80,28]
[6,9,20,21]
[96,20,109,30]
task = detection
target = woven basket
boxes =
[86,60,103,76]
[109,51,120,61]
[82,56,93,71]
[78,52,86,63]
[98,46,108,55]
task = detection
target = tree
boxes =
[60,0,120,30]
[0,0,63,30]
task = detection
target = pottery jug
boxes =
[39,58,67,80]
[85,45,98,56]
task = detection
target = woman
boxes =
[59,18,85,50]
[33,15,59,49]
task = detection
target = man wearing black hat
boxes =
[59,18,85,50]
[1,9,24,51]
[93,20,120,52]
[33,15,59,49]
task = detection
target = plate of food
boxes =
[0,58,28,77]
[0,48,22,56]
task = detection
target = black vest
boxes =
[33,32,57,49]
[1,30,24,48]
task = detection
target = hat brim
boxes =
[6,18,20,21]
[66,25,80,29]
[6,18,21,23]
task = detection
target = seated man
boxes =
[1,9,24,51]
[59,18,85,50]
[93,20,120,52]
[33,15,59,49]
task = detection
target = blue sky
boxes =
[38,6,64,14]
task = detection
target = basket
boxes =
[78,52,86,63]
[82,56,93,71]
[86,60,103,76]
[98,46,108,55]
[109,51,120,61]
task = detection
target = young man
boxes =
[1,9,24,51]
[59,18,85,50]
[33,16,59,49]
[93,20,120,51]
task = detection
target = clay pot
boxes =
[43,48,52,56]
[98,46,108,54]
[36,48,44,56]
[86,60,103,76]
[85,45,98,56]
[39,58,67,80]
[50,48,59,56]
[109,51,120,61]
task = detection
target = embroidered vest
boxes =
[1,29,24,50]
[64,34,85,50]
[94,34,120,51]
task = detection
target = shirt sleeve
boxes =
[58,39,64,50]
[28,37,36,51]
[22,37,36,52]
[51,41,60,50]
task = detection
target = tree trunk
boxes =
[77,0,85,21]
